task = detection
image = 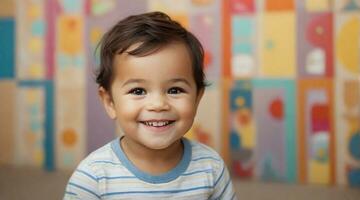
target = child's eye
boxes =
[128,88,146,95]
[168,87,185,94]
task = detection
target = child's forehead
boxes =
[118,40,187,55]
[113,44,193,83]
[115,42,191,63]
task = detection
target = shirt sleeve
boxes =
[210,160,238,200]
[63,162,101,200]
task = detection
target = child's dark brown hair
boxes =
[96,11,207,94]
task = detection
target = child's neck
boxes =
[120,137,184,175]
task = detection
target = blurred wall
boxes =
[0,0,359,187]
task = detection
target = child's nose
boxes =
[146,94,170,112]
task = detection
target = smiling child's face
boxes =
[99,42,203,150]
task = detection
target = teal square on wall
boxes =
[0,18,15,79]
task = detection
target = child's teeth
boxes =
[144,121,170,127]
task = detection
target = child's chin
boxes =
[146,143,171,150]
[144,139,177,150]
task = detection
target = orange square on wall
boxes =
[58,16,83,55]
[265,0,294,12]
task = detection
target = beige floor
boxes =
[1,165,359,200]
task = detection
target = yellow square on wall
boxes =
[260,12,296,78]
[58,16,83,55]
[305,0,331,12]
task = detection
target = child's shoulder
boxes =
[187,139,224,166]
[78,139,122,169]
[188,139,221,157]
[186,139,226,179]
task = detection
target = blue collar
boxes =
[111,137,191,184]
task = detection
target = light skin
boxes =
[99,42,204,175]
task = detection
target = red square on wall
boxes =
[230,0,255,14]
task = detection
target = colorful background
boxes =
[0,0,359,187]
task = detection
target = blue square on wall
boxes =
[0,18,15,79]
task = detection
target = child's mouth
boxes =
[140,120,175,127]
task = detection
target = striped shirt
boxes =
[64,137,237,200]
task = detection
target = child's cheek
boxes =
[173,100,197,118]
[115,99,141,118]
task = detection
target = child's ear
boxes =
[98,87,117,119]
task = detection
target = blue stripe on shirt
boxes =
[65,191,77,196]
[192,156,221,162]
[213,165,225,187]
[230,192,236,200]
[182,169,212,176]
[76,169,98,182]
[214,178,231,200]
[92,160,122,165]
[68,182,100,198]
[101,185,213,197]
[97,169,212,181]
[97,175,136,180]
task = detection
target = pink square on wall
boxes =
[230,0,255,14]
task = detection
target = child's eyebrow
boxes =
[122,78,191,87]
[122,79,146,86]
[168,78,191,87]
